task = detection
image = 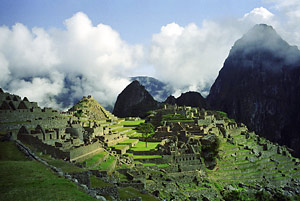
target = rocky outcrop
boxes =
[113,80,159,118]
[164,92,207,108]
[208,24,300,157]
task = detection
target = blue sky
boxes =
[0,0,300,109]
[0,0,268,43]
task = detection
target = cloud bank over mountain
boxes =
[0,12,142,109]
[1,1,300,109]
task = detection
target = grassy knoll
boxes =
[0,141,95,201]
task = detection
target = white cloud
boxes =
[9,71,65,109]
[149,21,243,97]
[265,0,300,46]
[0,12,143,109]
[242,7,274,21]
[0,53,10,86]
[1,5,300,108]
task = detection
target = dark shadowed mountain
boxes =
[208,24,300,157]
[165,92,207,108]
[164,95,177,105]
[131,76,174,102]
[176,91,207,108]
[113,80,159,118]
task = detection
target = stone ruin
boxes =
[0,89,129,162]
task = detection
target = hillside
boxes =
[208,24,300,157]
[69,95,117,121]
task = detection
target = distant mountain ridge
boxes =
[130,76,174,102]
[165,92,207,108]
[208,24,300,157]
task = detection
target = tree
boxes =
[137,123,154,147]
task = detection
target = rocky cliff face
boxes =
[164,91,207,108]
[113,80,159,118]
[208,24,300,157]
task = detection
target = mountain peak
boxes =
[113,80,158,118]
[69,95,116,120]
[228,24,300,69]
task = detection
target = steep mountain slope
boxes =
[164,91,207,108]
[176,91,207,108]
[69,95,117,121]
[131,76,174,102]
[113,80,159,118]
[208,24,300,157]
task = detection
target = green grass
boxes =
[41,155,85,173]
[113,127,131,132]
[167,119,194,123]
[133,155,162,159]
[119,187,160,201]
[130,141,160,151]
[119,139,138,144]
[96,155,115,170]
[122,130,137,136]
[84,152,106,167]
[0,141,95,201]
[0,141,29,161]
[130,131,144,137]
[142,163,169,167]
[90,175,113,188]
[119,120,145,126]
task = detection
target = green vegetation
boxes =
[119,187,160,201]
[119,120,145,126]
[0,141,30,161]
[75,109,83,118]
[133,155,162,159]
[83,152,106,167]
[41,155,85,173]
[143,163,169,167]
[215,110,236,123]
[95,155,115,171]
[162,113,186,120]
[90,175,112,188]
[129,141,160,151]
[136,123,154,147]
[0,141,96,201]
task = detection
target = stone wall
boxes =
[70,142,103,162]
[18,134,70,159]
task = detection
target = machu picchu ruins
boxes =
[1,87,300,201]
